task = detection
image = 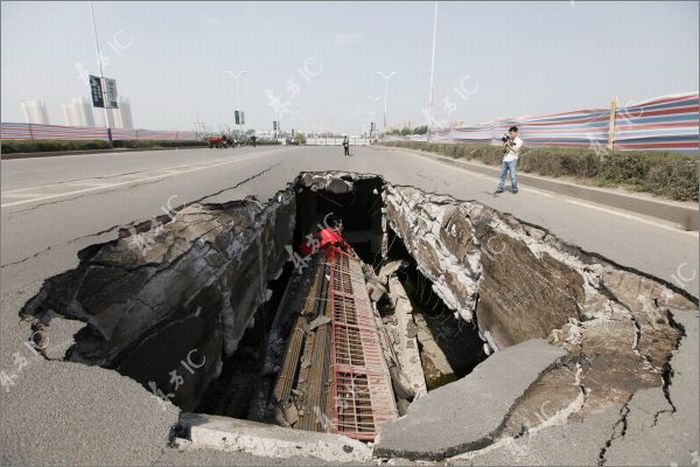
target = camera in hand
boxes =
[501,134,512,144]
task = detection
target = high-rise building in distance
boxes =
[115,97,134,129]
[61,97,95,127]
[96,97,134,129]
[21,100,50,124]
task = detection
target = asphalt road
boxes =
[1,144,697,465]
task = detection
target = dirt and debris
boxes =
[18,171,698,462]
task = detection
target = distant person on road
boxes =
[342,135,350,157]
[495,126,523,194]
[250,135,257,147]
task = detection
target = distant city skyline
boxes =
[20,99,49,125]
[62,96,95,127]
[2,1,698,134]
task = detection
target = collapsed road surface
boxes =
[9,169,700,465]
[0,148,697,465]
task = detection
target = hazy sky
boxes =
[1,1,698,133]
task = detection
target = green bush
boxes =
[381,141,699,201]
[1,139,113,154]
[112,140,207,149]
[293,132,307,144]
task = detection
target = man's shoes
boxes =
[494,189,504,194]
[512,189,519,194]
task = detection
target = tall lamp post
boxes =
[427,1,439,142]
[376,71,397,131]
[225,70,247,140]
[89,2,112,133]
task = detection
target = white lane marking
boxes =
[1,192,48,199]
[396,148,695,235]
[0,146,210,162]
[1,149,282,208]
[564,199,698,235]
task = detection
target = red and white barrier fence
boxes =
[0,122,198,142]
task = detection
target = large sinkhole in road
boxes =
[20,171,695,449]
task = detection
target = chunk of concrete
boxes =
[388,276,427,398]
[604,309,699,466]
[449,405,624,466]
[373,339,566,461]
[180,413,371,463]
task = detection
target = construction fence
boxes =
[389,92,699,153]
[0,122,198,142]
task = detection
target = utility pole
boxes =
[376,71,397,131]
[89,2,112,133]
[427,1,438,142]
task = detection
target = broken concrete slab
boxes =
[412,312,458,390]
[155,447,339,466]
[14,170,698,465]
[19,190,296,411]
[383,183,696,428]
[377,260,407,285]
[179,413,371,463]
[373,339,566,460]
[603,309,699,466]
[448,405,624,466]
[387,276,427,399]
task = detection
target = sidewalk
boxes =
[387,146,699,231]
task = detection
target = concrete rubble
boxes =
[16,171,698,464]
[374,339,567,460]
[178,413,371,463]
[386,276,428,399]
[21,190,296,411]
[381,183,698,461]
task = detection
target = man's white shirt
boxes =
[503,136,523,162]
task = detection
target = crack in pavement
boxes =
[7,192,94,215]
[651,308,687,427]
[191,163,281,205]
[3,165,279,270]
[2,149,284,210]
[597,397,632,466]
[7,176,173,216]
[2,224,122,269]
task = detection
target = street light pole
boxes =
[427,1,439,142]
[225,70,247,141]
[376,71,397,131]
[89,2,111,132]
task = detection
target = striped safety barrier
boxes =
[0,122,198,142]
[390,92,699,153]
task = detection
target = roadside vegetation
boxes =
[386,125,429,136]
[293,132,307,144]
[1,139,207,154]
[382,141,699,201]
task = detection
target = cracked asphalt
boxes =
[1,145,697,465]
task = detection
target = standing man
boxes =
[495,126,523,194]
[342,135,350,157]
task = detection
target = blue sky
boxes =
[1,1,698,134]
